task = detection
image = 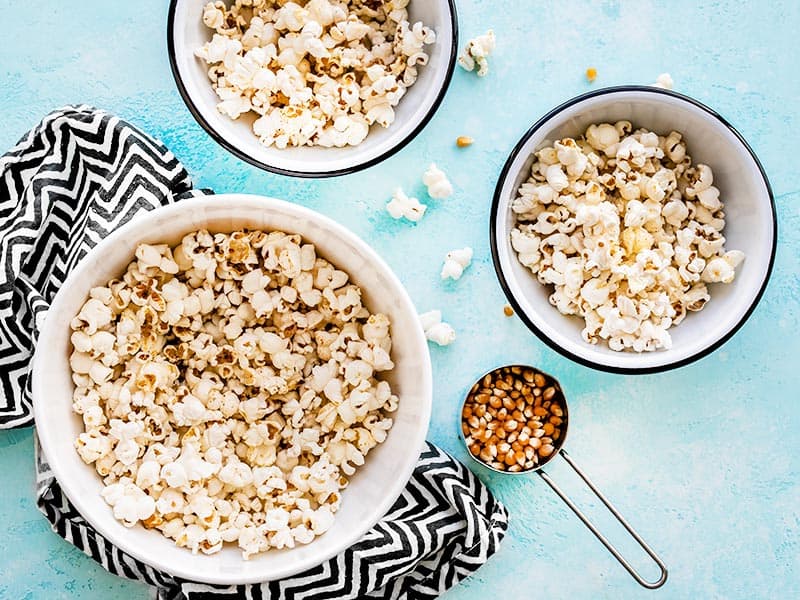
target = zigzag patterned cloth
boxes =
[0,106,508,599]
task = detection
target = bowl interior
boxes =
[494,88,775,372]
[169,0,456,176]
[32,194,432,584]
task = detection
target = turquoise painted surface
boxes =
[1,0,798,598]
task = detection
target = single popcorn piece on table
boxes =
[387,187,426,222]
[69,229,400,558]
[422,163,454,199]
[458,29,496,77]
[509,121,744,352]
[193,1,437,148]
[653,73,674,89]
[441,247,473,280]
[419,310,456,346]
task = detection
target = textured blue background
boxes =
[2,0,799,598]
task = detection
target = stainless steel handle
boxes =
[537,449,668,589]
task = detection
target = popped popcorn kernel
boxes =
[441,247,473,280]
[653,73,674,89]
[419,310,456,346]
[387,187,426,222]
[422,163,453,200]
[458,29,496,77]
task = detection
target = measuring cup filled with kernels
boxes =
[460,365,668,589]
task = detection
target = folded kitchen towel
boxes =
[0,106,508,600]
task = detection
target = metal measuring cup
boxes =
[459,365,668,589]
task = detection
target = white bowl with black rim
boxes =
[491,86,777,374]
[167,0,458,178]
[32,194,432,584]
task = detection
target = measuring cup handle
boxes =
[537,449,668,589]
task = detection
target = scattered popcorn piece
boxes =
[425,322,457,346]
[456,136,474,148]
[441,247,473,280]
[654,73,674,89]
[586,67,597,83]
[419,310,456,346]
[387,188,426,222]
[194,1,436,148]
[510,123,744,352]
[422,163,454,199]
[70,229,399,558]
[458,30,496,77]
[418,310,442,332]
[503,305,514,317]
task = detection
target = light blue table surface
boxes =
[2,1,799,598]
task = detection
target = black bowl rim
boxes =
[166,0,459,179]
[490,85,778,375]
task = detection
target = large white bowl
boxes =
[32,194,432,584]
[491,86,777,374]
[167,0,458,177]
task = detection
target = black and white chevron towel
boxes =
[0,106,508,600]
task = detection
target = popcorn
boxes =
[419,310,456,346]
[441,247,473,280]
[423,163,453,199]
[195,0,436,148]
[114,439,141,466]
[654,73,674,90]
[101,479,156,527]
[161,463,190,489]
[386,188,426,222]
[70,298,112,335]
[156,489,186,515]
[218,460,254,488]
[70,229,398,558]
[458,30,496,77]
[75,430,113,463]
[702,252,743,283]
[308,505,335,534]
[135,460,161,489]
[202,3,225,30]
[510,124,744,352]
[315,114,370,148]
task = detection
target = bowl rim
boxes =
[166,0,459,179]
[31,193,433,583]
[489,85,778,375]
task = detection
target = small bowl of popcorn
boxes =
[31,194,432,583]
[491,86,777,373]
[167,0,458,177]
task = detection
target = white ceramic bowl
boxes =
[167,0,458,178]
[491,86,776,374]
[32,194,432,584]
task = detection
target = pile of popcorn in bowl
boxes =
[70,229,399,558]
[510,122,744,353]
[194,0,436,148]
